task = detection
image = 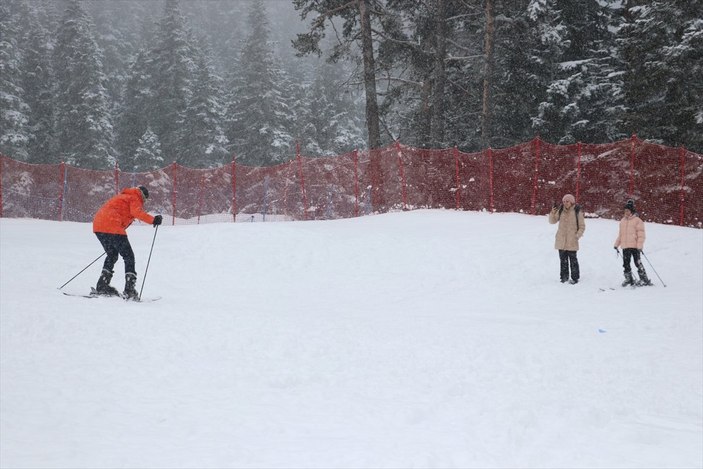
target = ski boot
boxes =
[621,272,635,287]
[637,270,653,286]
[95,269,120,296]
[123,272,139,300]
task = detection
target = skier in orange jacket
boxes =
[93,186,162,298]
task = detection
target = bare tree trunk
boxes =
[481,0,495,150]
[358,0,381,151]
[357,0,384,210]
[419,77,432,146]
[431,0,447,148]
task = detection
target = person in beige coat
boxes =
[549,194,586,284]
[614,199,652,286]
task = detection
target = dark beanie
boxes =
[624,199,635,212]
[138,185,149,200]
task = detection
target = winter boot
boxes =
[123,272,138,300]
[637,269,653,286]
[621,272,635,287]
[96,269,120,296]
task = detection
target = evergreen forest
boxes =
[0,0,701,170]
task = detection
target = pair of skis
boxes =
[62,288,161,303]
[599,283,654,292]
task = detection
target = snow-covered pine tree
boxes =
[382,0,474,149]
[178,37,230,168]
[619,0,702,151]
[132,126,164,172]
[17,0,55,163]
[298,57,365,156]
[523,0,570,143]
[293,0,383,151]
[149,0,198,165]
[0,1,31,161]
[468,0,542,151]
[180,0,248,78]
[86,1,140,121]
[532,0,623,144]
[52,0,115,169]
[227,0,293,166]
[116,48,154,172]
[667,10,703,151]
[619,1,674,145]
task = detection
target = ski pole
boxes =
[58,252,106,290]
[641,251,666,287]
[139,224,159,301]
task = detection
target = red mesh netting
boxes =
[1,137,701,228]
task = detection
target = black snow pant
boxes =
[622,248,645,276]
[95,232,136,275]
[559,250,580,282]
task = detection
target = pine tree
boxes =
[18,0,55,163]
[52,0,115,169]
[132,126,164,172]
[116,48,155,171]
[619,1,670,144]
[532,0,623,144]
[668,10,703,151]
[293,0,383,150]
[442,0,487,150]
[87,1,138,118]
[179,38,230,168]
[521,0,570,143]
[299,58,365,155]
[619,0,702,150]
[180,0,248,77]
[149,0,198,164]
[0,1,30,160]
[483,0,539,149]
[227,0,293,166]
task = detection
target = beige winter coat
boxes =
[549,205,586,251]
[614,214,645,249]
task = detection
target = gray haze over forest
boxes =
[1,0,700,169]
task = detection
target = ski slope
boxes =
[1,210,702,468]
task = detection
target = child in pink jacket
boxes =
[614,199,652,286]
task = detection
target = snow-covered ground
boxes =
[1,210,701,468]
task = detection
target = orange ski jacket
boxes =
[93,187,155,235]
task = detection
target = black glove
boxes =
[614,247,619,254]
[153,215,162,227]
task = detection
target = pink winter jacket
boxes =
[614,214,646,250]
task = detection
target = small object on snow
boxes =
[598,329,607,333]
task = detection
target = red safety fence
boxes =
[1,136,701,227]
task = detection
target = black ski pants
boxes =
[622,248,645,275]
[95,232,136,275]
[559,250,580,282]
